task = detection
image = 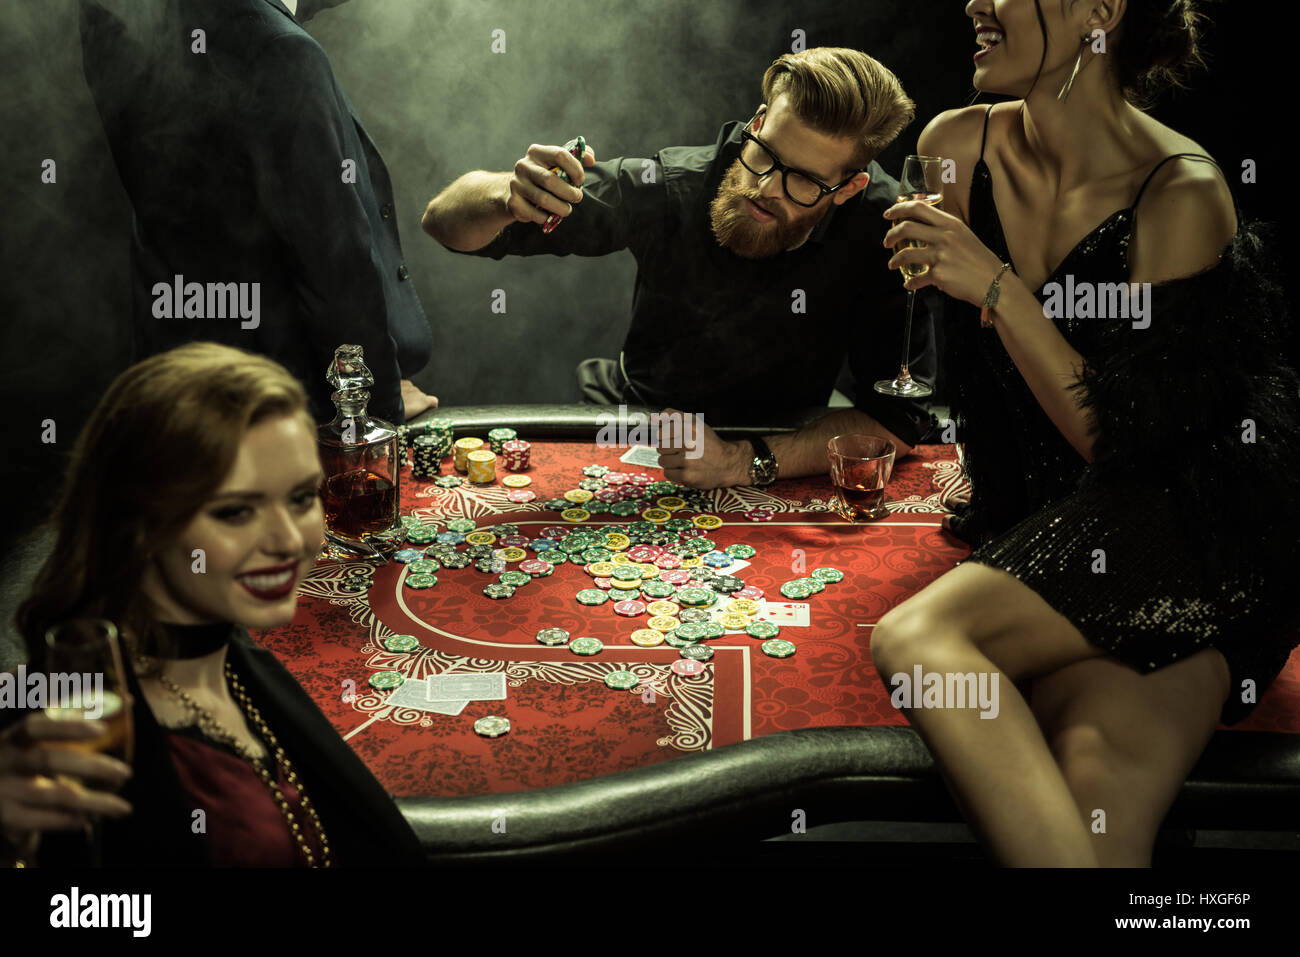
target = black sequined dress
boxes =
[945,105,1300,725]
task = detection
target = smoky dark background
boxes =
[1,0,1293,545]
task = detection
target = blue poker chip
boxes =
[392,548,426,564]
[530,538,557,553]
[702,551,733,567]
[436,531,466,545]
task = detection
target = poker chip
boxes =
[497,534,530,548]
[692,514,723,529]
[453,437,485,472]
[536,627,570,646]
[475,558,507,574]
[502,474,532,488]
[576,588,610,606]
[658,571,690,587]
[677,587,714,606]
[680,643,714,662]
[703,622,726,639]
[811,567,844,583]
[709,576,744,594]
[674,622,707,642]
[610,578,640,591]
[369,671,404,690]
[483,583,515,599]
[630,628,665,647]
[465,545,493,560]
[434,475,464,489]
[613,599,647,617]
[404,573,438,589]
[492,524,522,536]
[604,533,630,551]
[465,531,497,546]
[671,658,706,677]
[474,715,511,738]
[520,560,554,577]
[497,547,528,563]
[582,464,610,478]
[719,612,751,630]
[780,580,813,599]
[499,570,531,587]
[746,507,776,522]
[446,518,477,533]
[604,670,640,690]
[578,477,606,491]
[800,577,825,594]
[581,547,614,563]
[725,544,757,559]
[487,427,517,454]
[702,551,733,568]
[735,585,765,600]
[500,440,531,471]
[563,488,594,504]
[645,600,680,617]
[544,497,571,511]
[726,599,760,617]
[506,489,536,503]
[338,578,371,593]
[383,634,420,653]
[762,639,797,658]
[439,552,471,569]
[561,508,591,523]
[392,548,425,564]
[663,632,693,648]
[435,532,466,546]
[641,508,671,523]
[405,527,436,545]
[647,615,680,633]
[407,559,440,575]
[569,636,604,656]
[677,608,709,623]
[747,621,780,639]
[657,496,686,510]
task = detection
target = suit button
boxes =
[397,264,409,281]
[381,203,393,219]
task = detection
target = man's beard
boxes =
[709,159,824,260]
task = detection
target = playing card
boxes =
[760,602,811,627]
[425,671,508,702]
[618,446,662,468]
[383,678,467,715]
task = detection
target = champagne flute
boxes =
[42,618,134,867]
[875,155,945,397]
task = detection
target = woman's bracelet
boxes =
[981,262,1014,328]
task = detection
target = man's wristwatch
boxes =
[747,436,779,487]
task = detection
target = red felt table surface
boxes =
[251,442,1300,798]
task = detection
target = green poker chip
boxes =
[674,622,707,642]
[535,550,567,565]
[799,577,825,594]
[536,627,570,646]
[604,670,640,690]
[640,580,675,598]
[405,573,438,589]
[780,581,812,600]
[439,552,471,569]
[611,566,642,582]
[434,475,463,488]
[663,632,693,648]
[677,587,714,606]
[474,715,510,737]
[483,583,515,599]
[405,527,437,545]
[569,636,604,656]
[582,547,614,563]
[369,670,404,690]
[446,518,477,533]
[761,639,797,658]
[575,588,609,606]
[383,634,420,653]
[811,567,844,583]
[407,558,440,575]
[679,643,714,662]
[725,544,757,559]
[746,621,780,639]
[703,622,726,639]
[499,570,531,587]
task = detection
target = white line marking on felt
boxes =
[343,713,381,741]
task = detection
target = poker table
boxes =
[254,405,1300,864]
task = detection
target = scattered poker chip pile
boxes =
[358,453,847,736]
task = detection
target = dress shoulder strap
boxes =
[1131,153,1220,212]
[978,104,994,162]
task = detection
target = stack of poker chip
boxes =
[500,439,530,471]
[487,427,517,454]
[410,434,445,478]
[466,448,497,484]
[453,437,485,472]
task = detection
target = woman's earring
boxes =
[1057,38,1089,103]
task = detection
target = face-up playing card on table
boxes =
[425,671,508,702]
[759,602,811,627]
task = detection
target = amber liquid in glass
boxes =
[321,466,397,539]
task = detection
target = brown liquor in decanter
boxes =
[318,345,401,552]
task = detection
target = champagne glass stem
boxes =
[898,288,917,376]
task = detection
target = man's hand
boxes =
[400,379,438,419]
[504,144,597,227]
[655,410,752,489]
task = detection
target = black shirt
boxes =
[462,121,937,445]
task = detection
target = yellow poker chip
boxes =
[647,615,681,633]
[465,531,497,546]
[604,533,631,551]
[497,547,528,563]
[726,599,760,617]
[502,474,532,488]
[611,578,641,590]
[563,488,594,504]
[561,508,591,522]
[693,514,723,529]
[680,556,703,569]
[609,553,633,565]
[587,561,618,578]
[646,600,681,617]
[642,508,671,523]
[630,628,665,647]
[719,612,751,630]
[657,496,687,510]
[637,563,661,578]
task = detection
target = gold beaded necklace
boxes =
[150,660,332,868]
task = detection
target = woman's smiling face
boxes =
[967,0,1095,97]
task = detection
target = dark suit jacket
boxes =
[79,0,432,424]
[5,626,427,867]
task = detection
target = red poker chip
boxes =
[628,474,652,487]
[653,554,682,569]
[604,472,629,485]
[735,586,764,600]
[626,545,661,562]
[506,489,536,503]
[679,528,706,539]
[613,599,647,617]
[746,508,776,522]
[671,659,705,677]
[541,526,571,539]
[618,486,644,500]
[498,535,531,547]
[659,569,691,584]
[519,560,552,575]
[593,577,614,589]
[595,488,621,502]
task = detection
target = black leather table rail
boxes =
[408,404,835,439]
[396,727,1300,864]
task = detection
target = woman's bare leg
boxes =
[871,562,1108,866]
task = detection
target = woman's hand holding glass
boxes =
[883,200,1010,307]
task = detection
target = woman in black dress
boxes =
[1,343,425,867]
[872,0,1300,865]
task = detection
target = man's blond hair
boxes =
[762,47,915,169]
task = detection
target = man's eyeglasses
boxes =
[737,114,863,208]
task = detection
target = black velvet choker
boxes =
[157,621,235,660]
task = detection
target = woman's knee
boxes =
[871,602,970,674]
